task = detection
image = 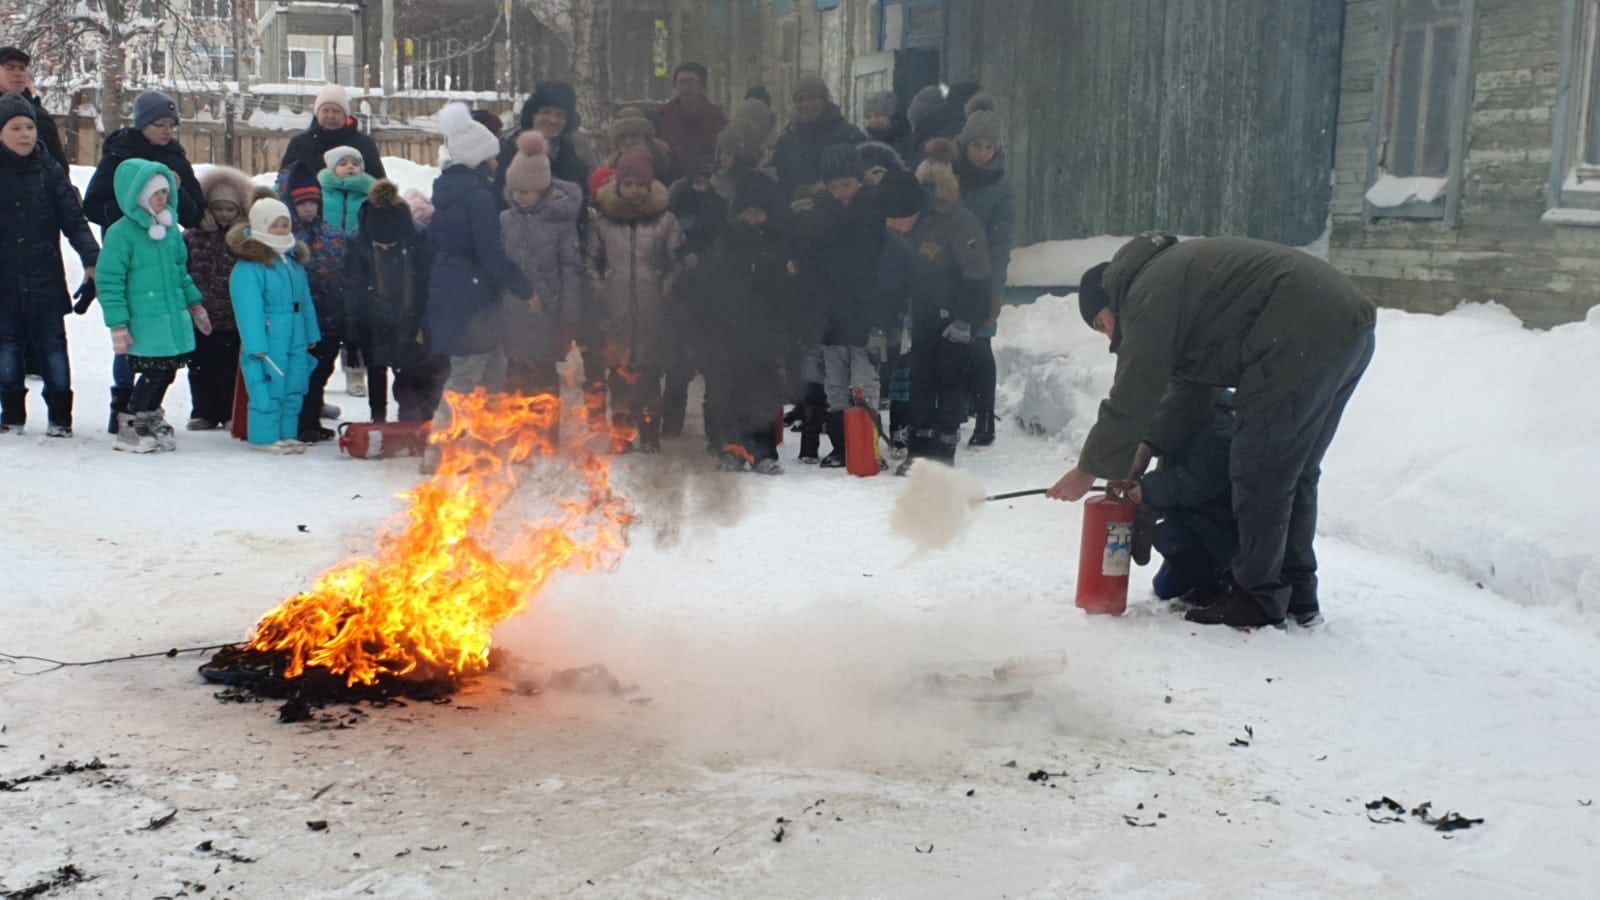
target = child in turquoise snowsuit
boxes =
[318,146,377,234]
[229,197,321,452]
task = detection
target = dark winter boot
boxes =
[1184,580,1285,630]
[0,388,26,435]
[968,412,996,448]
[43,390,73,438]
[798,404,824,464]
[821,411,847,468]
[108,387,132,435]
[1287,595,1323,628]
[638,409,662,454]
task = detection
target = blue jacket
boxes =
[427,163,531,357]
[0,145,98,317]
[228,225,321,407]
[1138,396,1238,567]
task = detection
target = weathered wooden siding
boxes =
[945,0,1345,247]
[1330,0,1600,327]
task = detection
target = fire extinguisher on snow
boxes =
[1075,483,1138,616]
[844,388,884,477]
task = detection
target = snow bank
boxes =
[1365,174,1448,207]
[1007,236,1132,287]
[994,294,1600,624]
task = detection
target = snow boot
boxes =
[752,458,784,476]
[187,417,221,431]
[1287,595,1323,628]
[798,404,823,464]
[345,366,367,397]
[0,388,25,435]
[43,390,72,438]
[114,412,158,453]
[820,411,846,468]
[716,450,751,472]
[968,412,996,448]
[1184,581,1286,630]
[148,409,177,451]
[107,387,132,435]
[299,425,336,443]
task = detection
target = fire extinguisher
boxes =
[1075,483,1137,616]
[844,388,883,477]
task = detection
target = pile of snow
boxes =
[1007,235,1131,287]
[1365,174,1448,208]
[994,294,1600,625]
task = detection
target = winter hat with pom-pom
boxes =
[323,145,363,171]
[616,150,655,185]
[915,138,961,210]
[505,130,553,195]
[403,188,434,226]
[439,101,500,169]
[248,198,296,255]
[864,91,899,119]
[906,85,945,132]
[958,93,1004,147]
[138,174,175,239]
[313,84,351,121]
[363,179,413,245]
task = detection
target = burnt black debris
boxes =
[2,864,88,899]
[1366,797,1485,832]
[0,758,107,792]
[202,644,467,720]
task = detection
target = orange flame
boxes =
[244,390,636,686]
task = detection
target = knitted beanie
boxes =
[609,107,656,144]
[314,83,351,120]
[438,102,500,168]
[617,150,655,185]
[0,91,35,128]
[285,161,321,207]
[793,75,830,105]
[877,168,925,219]
[505,130,553,195]
[864,91,898,119]
[1078,263,1112,327]
[820,143,865,183]
[323,145,363,171]
[906,85,945,132]
[249,198,296,254]
[857,141,906,176]
[958,94,1004,147]
[133,90,179,131]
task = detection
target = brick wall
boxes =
[1330,0,1600,327]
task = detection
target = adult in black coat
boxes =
[772,76,866,200]
[81,93,205,230]
[342,179,439,422]
[277,84,387,180]
[0,48,69,171]
[496,81,591,212]
[0,91,100,433]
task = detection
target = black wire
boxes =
[0,643,236,675]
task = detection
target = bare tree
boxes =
[520,0,609,130]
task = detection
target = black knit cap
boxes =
[0,91,37,128]
[877,168,926,219]
[1078,262,1112,326]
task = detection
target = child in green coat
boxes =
[318,146,376,234]
[97,158,208,453]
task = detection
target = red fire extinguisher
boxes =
[1075,484,1137,616]
[844,389,882,477]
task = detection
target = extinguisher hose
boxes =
[985,484,1127,503]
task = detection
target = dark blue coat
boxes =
[772,105,866,200]
[0,147,99,317]
[425,164,531,357]
[82,128,205,230]
[1138,396,1238,567]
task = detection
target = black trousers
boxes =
[129,368,177,414]
[187,329,241,423]
[299,338,342,432]
[969,337,996,419]
[907,331,972,452]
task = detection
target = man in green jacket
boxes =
[1048,234,1377,629]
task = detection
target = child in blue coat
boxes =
[229,198,321,453]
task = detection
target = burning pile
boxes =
[204,390,635,703]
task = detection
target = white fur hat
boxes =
[438,102,500,169]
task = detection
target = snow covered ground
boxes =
[2,171,1598,897]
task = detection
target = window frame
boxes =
[288,48,326,82]
[1364,0,1478,224]
[1547,0,1600,219]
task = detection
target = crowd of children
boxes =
[0,70,1018,479]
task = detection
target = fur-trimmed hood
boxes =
[227,222,310,265]
[594,178,670,222]
[915,137,961,213]
[197,165,256,232]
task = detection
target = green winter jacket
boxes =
[97,158,204,359]
[318,169,376,234]
[1078,236,1377,479]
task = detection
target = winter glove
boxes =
[189,305,213,336]
[110,326,132,355]
[941,319,973,345]
[1130,502,1158,567]
[866,328,888,362]
[72,278,97,315]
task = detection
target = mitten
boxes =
[1131,503,1158,567]
[189,305,213,336]
[866,328,888,362]
[72,278,97,315]
[941,319,973,344]
[110,326,133,355]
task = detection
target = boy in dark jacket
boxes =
[1134,395,1239,606]
[343,179,440,424]
[282,160,348,442]
[694,175,791,474]
[877,142,991,475]
[787,144,891,469]
[0,92,99,436]
[183,166,254,430]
